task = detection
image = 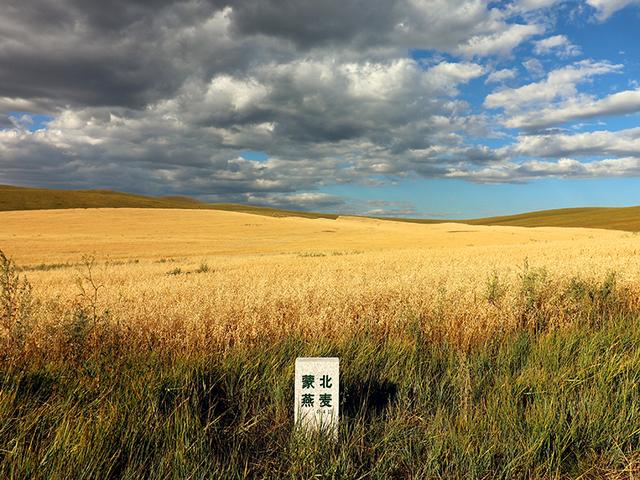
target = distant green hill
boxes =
[0,184,202,210]
[465,207,640,231]
[0,184,338,219]
[384,206,640,232]
[1,184,639,231]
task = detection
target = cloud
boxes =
[447,157,640,182]
[533,35,581,57]
[511,127,640,158]
[456,24,543,57]
[3,0,533,208]
[164,57,484,143]
[228,0,540,56]
[522,58,545,77]
[0,3,242,110]
[0,52,491,201]
[0,0,541,113]
[586,0,640,20]
[363,200,418,217]
[422,62,486,94]
[483,60,636,131]
[485,68,517,84]
[485,60,621,111]
[506,88,640,129]
[244,192,347,211]
[514,0,565,12]
[1,0,638,206]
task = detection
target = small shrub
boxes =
[19,262,74,272]
[167,267,183,276]
[195,262,210,273]
[597,271,616,303]
[156,258,177,264]
[74,254,104,324]
[564,272,619,327]
[517,258,548,332]
[65,305,92,351]
[486,270,507,307]
[0,249,33,345]
[566,276,589,302]
[63,255,110,357]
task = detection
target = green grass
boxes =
[1,318,639,478]
[3,183,640,231]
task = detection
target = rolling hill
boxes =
[465,206,640,231]
[0,184,338,219]
[1,184,639,231]
[393,206,640,232]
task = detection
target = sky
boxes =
[1,0,640,218]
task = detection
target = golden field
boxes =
[2,207,640,351]
[3,207,640,478]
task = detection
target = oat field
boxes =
[2,208,640,478]
[2,208,640,349]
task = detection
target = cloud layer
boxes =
[1,0,640,213]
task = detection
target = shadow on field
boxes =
[15,370,58,405]
[343,376,398,417]
[155,366,281,467]
[157,369,236,429]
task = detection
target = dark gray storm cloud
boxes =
[0,0,226,109]
[0,0,514,110]
[228,0,399,48]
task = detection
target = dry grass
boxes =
[2,208,640,354]
[3,207,615,263]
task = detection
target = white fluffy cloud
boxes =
[533,35,581,57]
[586,0,640,19]
[506,88,640,129]
[456,24,543,57]
[447,157,640,182]
[522,58,545,77]
[483,60,636,131]
[485,60,620,111]
[485,68,517,84]
[511,127,640,158]
[514,0,565,11]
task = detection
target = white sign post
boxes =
[294,357,339,435]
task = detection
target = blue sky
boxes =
[7,112,54,132]
[2,0,640,217]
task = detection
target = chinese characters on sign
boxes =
[294,357,339,434]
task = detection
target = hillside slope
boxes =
[2,184,639,231]
[0,185,337,219]
[467,206,640,231]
